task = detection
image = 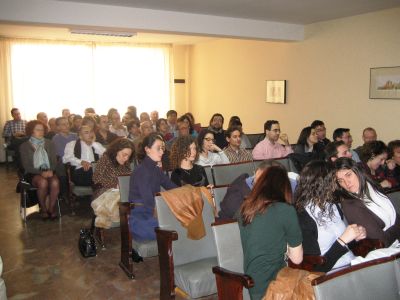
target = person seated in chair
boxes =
[108,110,128,137]
[333,128,360,162]
[63,125,105,186]
[354,127,378,156]
[196,129,229,166]
[324,141,353,163]
[310,120,330,148]
[2,108,28,164]
[295,160,366,272]
[169,135,209,187]
[19,120,60,219]
[207,113,227,149]
[95,115,118,146]
[128,133,177,242]
[223,126,253,163]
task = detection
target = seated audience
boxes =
[150,110,159,131]
[36,112,48,127]
[252,120,293,160]
[166,110,178,137]
[196,129,229,166]
[126,119,141,143]
[184,112,201,134]
[223,126,253,163]
[92,138,135,199]
[228,116,252,149]
[139,112,151,123]
[63,125,105,186]
[310,120,330,148]
[208,113,227,149]
[292,126,325,170]
[62,108,70,119]
[70,114,82,133]
[239,166,303,300]
[355,127,378,156]
[387,140,400,187]
[332,128,360,162]
[96,115,118,146]
[2,108,28,155]
[45,117,57,140]
[52,117,77,158]
[169,136,209,187]
[324,140,353,163]
[108,110,128,137]
[19,120,59,219]
[359,140,396,189]
[179,114,198,138]
[334,157,400,247]
[156,118,173,142]
[219,160,275,219]
[128,133,177,241]
[295,160,366,272]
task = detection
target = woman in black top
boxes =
[169,136,209,187]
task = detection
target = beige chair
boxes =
[211,161,255,186]
[387,189,400,214]
[211,185,228,215]
[155,192,217,299]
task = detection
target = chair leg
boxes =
[57,198,62,218]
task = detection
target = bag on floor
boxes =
[78,228,97,258]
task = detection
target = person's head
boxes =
[122,112,134,125]
[156,118,169,134]
[72,114,83,129]
[295,160,337,221]
[388,140,400,166]
[62,108,70,118]
[140,121,153,137]
[333,128,353,148]
[228,118,243,132]
[55,117,70,134]
[311,120,327,141]
[169,136,198,170]
[360,140,388,172]
[240,165,291,225]
[362,127,377,144]
[185,112,195,125]
[209,113,224,130]
[84,107,96,117]
[166,110,177,125]
[68,114,75,126]
[177,116,191,136]
[264,120,280,142]
[79,125,95,145]
[36,112,48,125]
[140,112,150,123]
[254,160,283,184]
[297,126,318,147]
[127,119,141,136]
[109,111,121,126]
[150,111,159,123]
[106,138,135,167]
[98,115,109,131]
[225,126,242,149]
[25,120,48,139]
[11,108,21,121]
[127,106,137,118]
[334,157,374,197]
[139,133,165,162]
[82,116,97,131]
[48,118,57,132]
[197,129,215,153]
[325,141,352,162]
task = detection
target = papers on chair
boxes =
[351,240,400,265]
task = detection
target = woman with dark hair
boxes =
[19,120,60,219]
[334,157,400,247]
[184,112,201,134]
[359,140,396,189]
[196,129,229,166]
[156,118,173,142]
[294,126,324,157]
[177,115,197,138]
[387,140,400,187]
[295,160,366,272]
[128,133,177,241]
[169,136,208,187]
[239,166,303,300]
[92,138,135,199]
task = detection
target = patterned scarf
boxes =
[30,136,50,170]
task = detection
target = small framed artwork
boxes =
[266,80,286,104]
[370,66,400,99]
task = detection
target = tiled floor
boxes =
[0,165,217,300]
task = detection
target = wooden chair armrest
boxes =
[155,227,178,300]
[350,238,385,257]
[289,255,327,271]
[212,266,254,300]
[212,266,254,289]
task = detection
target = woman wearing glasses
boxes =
[196,129,229,166]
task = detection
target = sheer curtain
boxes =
[9,39,172,120]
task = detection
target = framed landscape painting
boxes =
[370,66,400,99]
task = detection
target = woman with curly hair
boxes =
[19,120,60,219]
[169,136,209,187]
[295,160,366,272]
[239,166,303,300]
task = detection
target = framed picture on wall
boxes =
[266,80,286,104]
[370,66,400,99]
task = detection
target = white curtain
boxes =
[9,39,172,120]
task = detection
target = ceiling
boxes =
[59,0,400,25]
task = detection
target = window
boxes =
[10,41,171,120]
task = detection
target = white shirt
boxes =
[196,151,229,166]
[63,140,105,169]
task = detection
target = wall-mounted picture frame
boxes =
[370,66,400,99]
[266,80,286,104]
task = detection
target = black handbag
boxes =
[78,229,97,258]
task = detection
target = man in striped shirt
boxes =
[223,126,253,163]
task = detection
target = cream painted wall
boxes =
[188,7,400,147]
[172,45,190,116]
